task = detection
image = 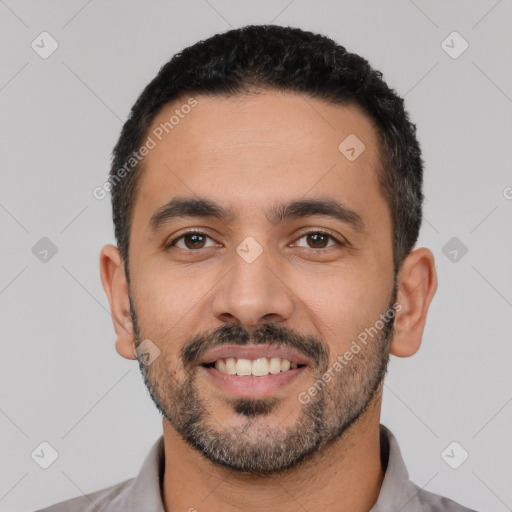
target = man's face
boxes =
[127,91,396,474]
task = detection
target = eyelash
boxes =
[165,229,345,251]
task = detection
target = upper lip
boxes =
[199,344,309,366]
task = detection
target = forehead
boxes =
[132,91,387,231]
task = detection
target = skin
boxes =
[100,91,437,512]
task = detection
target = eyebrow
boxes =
[148,196,366,234]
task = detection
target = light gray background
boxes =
[1,1,511,511]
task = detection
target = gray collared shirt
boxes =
[36,424,478,511]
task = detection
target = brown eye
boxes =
[182,233,207,249]
[294,231,340,250]
[306,233,330,248]
[167,231,217,250]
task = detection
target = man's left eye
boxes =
[293,231,340,249]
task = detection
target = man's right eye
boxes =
[165,230,219,250]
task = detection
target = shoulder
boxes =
[415,484,479,512]
[377,425,479,512]
[34,477,134,512]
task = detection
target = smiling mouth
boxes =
[202,357,307,377]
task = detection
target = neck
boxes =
[161,393,384,512]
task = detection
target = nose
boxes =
[211,242,296,329]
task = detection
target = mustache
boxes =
[180,323,329,369]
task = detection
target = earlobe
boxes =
[99,244,137,360]
[390,247,438,358]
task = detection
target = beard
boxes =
[128,280,397,476]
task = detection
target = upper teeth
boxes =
[214,357,299,376]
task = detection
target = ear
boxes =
[390,247,437,358]
[99,244,137,360]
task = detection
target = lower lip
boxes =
[200,366,307,398]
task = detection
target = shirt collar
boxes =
[370,424,425,511]
[121,435,166,512]
[122,424,419,512]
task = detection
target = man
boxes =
[37,25,478,512]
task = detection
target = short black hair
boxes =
[109,24,424,278]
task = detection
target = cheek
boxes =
[291,268,390,353]
[131,262,216,337]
